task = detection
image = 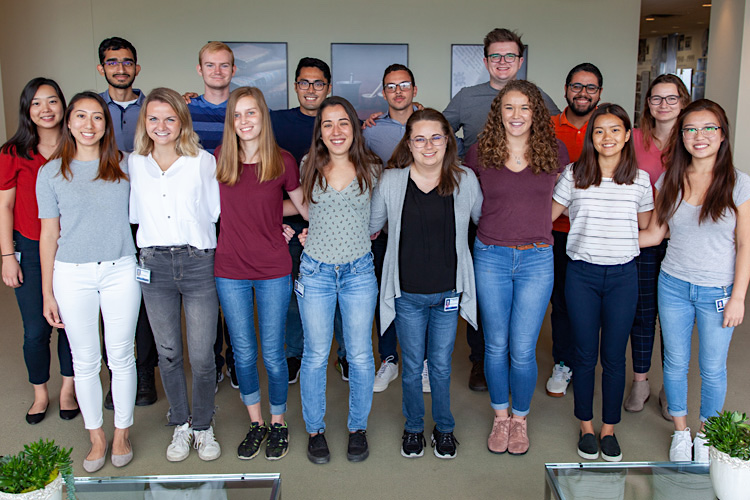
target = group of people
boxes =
[1,28,746,471]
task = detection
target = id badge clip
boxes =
[136,266,151,284]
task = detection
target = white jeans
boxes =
[53,255,141,429]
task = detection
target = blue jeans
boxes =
[658,271,735,422]
[140,245,218,431]
[474,240,553,416]
[395,291,459,433]
[216,275,291,415]
[567,259,637,425]
[297,252,377,433]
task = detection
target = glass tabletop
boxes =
[68,473,281,499]
[544,462,714,500]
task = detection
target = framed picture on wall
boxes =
[450,44,528,98]
[224,42,288,111]
[331,43,408,120]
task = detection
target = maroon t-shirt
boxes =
[214,149,300,280]
[464,142,567,247]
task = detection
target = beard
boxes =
[566,95,599,117]
[105,73,134,90]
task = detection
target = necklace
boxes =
[513,154,523,165]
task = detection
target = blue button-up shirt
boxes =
[100,89,145,153]
[363,106,418,165]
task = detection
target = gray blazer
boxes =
[369,165,483,333]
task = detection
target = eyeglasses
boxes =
[567,83,601,94]
[648,95,681,105]
[296,80,328,91]
[682,126,721,139]
[410,135,447,148]
[487,53,520,63]
[384,82,413,93]
[103,60,135,68]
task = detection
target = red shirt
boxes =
[632,129,665,190]
[214,149,300,280]
[0,148,47,240]
[552,109,590,233]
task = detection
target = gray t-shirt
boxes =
[657,169,750,287]
[305,177,373,264]
[36,157,136,264]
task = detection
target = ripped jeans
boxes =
[140,245,218,431]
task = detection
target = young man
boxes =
[547,63,603,398]
[97,36,158,408]
[362,64,422,393]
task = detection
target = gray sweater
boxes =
[369,166,483,332]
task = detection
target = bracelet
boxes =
[1,253,15,257]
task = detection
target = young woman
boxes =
[37,91,140,472]
[640,99,750,463]
[552,104,653,462]
[624,75,691,416]
[370,108,482,459]
[466,80,563,456]
[298,96,381,464]
[214,87,307,461]
[128,88,221,462]
[1,78,78,424]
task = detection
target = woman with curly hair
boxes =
[464,80,566,456]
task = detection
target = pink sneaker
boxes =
[508,418,529,455]
[487,416,511,454]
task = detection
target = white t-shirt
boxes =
[553,164,654,265]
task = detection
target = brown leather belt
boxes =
[512,243,551,250]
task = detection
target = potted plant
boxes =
[0,439,75,500]
[703,410,750,500]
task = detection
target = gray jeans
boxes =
[140,245,218,430]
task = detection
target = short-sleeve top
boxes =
[0,148,46,240]
[553,165,654,265]
[215,149,300,280]
[657,170,750,287]
[36,157,135,263]
[632,129,665,190]
[304,172,375,264]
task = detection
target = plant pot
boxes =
[709,446,750,500]
[0,473,62,500]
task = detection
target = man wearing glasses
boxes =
[546,62,603,400]
[97,37,144,153]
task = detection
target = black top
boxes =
[399,177,457,294]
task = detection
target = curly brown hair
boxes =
[477,80,558,174]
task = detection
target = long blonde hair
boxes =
[133,87,200,157]
[216,87,284,185]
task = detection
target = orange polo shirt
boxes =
[551,108,590,232]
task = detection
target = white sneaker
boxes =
[422,360,431,393]
[166,422,193,462]
[693,432,709,463]
[194,426,221,461]
[373,356,398,392]
[546,362,572,397]
[669,428,693,462]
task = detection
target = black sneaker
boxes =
[215,369,224,394]
[287,357,302,385]
[401,431,426,458]
[265,423,289,461]
[600,434,622,462]
[226,365,239,389]
[307,433,330,464]
[335,356,349,382]
[237,422,268,460]
[135,368,157,406]
[347,430,369,462]
[431,426,459,459]
[104,385,114,411]
[577,432,599,460]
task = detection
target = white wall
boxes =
[1,0,641,136]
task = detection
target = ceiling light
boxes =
[645,17,655,21]
[702,3,712,7]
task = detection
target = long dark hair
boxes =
[1,78,66,160]
[572,103,637,188]
[388,109,463,196]
[300,96,381,203]
[657,99,735,225]
[48,91,126,182]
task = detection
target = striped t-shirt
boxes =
[187,95,226,154]
[553,164,653,265]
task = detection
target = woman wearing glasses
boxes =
[624,75,690,417]
[370,109,482,459]
[640,99,750,462]
[464,80,565,456]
